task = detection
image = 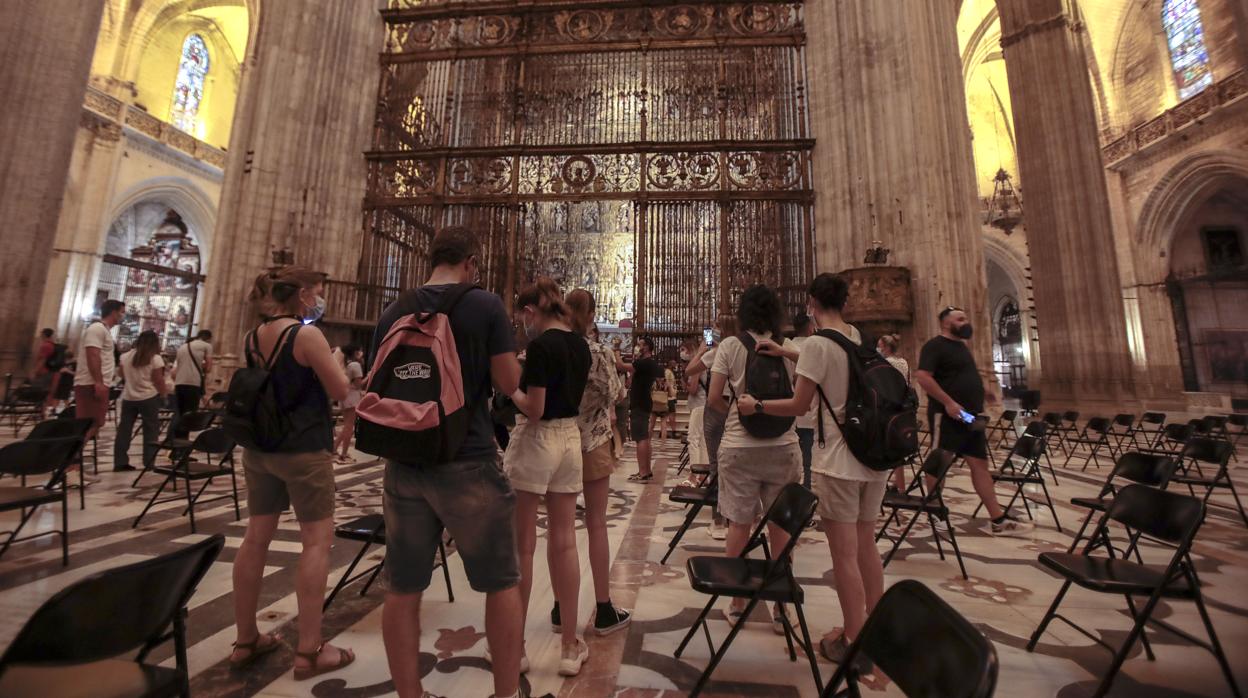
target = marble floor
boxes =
[1,418,1246,697]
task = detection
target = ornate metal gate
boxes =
[359,0,815,346]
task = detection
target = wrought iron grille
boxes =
[360,0,815,339]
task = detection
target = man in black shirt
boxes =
[624,337,661,481]
[372,227,525,698]
[916,306,1034,537]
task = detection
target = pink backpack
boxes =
[355,284,476,464]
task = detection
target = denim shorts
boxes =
[383,457,520,594]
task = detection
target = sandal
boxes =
[293,643,356,681]
[229,632,282,670]
[627,473,654,482]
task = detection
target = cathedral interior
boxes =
[0,0,1246,696]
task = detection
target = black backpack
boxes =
[223,324,299,452]
[45,343,69,371]
[814,329,919,471]
[729,333,796,439]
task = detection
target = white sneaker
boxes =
[771,604,794,636]
[483,645,529,674]
[707,520,728,541]
[931,517,950,534]
[989,516,1035,537]
[557,638,589,676]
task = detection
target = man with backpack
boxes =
[173,329,213,437]
[737,273,898,668]
[363,228,525,698]
[707,284,801,634]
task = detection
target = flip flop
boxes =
[229,632,282,670]
[293,643,355,681]
[627,473,654,482]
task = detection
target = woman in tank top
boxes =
[228,266,354,681]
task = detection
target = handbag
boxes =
[651,389,670,414]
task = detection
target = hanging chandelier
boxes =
[985,168,1023,234]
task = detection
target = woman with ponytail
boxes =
[876,333,911,492]
[114,330,169,473]
[229,266,355,681]
[503,277,593,676]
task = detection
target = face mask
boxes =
[303,295,326,323]
[954,323,973,340]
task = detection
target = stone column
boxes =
[0,0,105,374]
[996,0,1136,405]
[805,0,998,397]
[200,0,385,369]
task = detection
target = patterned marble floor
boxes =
[1,419,1246,697]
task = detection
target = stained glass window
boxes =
[171,34,210,133]
[1162,0,1213,100]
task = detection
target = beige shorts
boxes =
[717,443,802,525]
[242,449,336,521]
[582,441,616,482]
[813,472,888,523]
[503,417,583,495]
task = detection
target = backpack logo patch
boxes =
[393,362,432,380]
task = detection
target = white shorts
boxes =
[687,406,708,464]
[503,417,583,495]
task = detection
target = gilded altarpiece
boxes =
[359,0,815,346]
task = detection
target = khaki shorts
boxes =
[242,449,336,521]
[718,443,802,525]
[582,440,616,482]
[813,472,888,523]
[503,417,583,495]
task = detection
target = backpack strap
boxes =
[812,329,858,449]
[245,323,300,371]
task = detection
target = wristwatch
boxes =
[757,400,765,413]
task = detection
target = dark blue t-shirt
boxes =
[371,284,515,462]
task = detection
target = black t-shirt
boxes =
[371,284,515,462]
[521,329,591,420]
[918,335,985,416]
[629,357,661,411]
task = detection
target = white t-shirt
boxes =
[711,332,798,449]
[174,339,212,386]
[119,350,165,402]
[342,360,365,407]
[796,327,887,482]
[74,322,117,387]
[788,336,819,430]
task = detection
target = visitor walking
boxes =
[504,278,592,676]
[625,337,662,482]
[73,299,125,442]
[332,344,364,463]
[739,273,887,665]
[114,330,170,473]
[229,266,355,682]
[916,306,1034,536]
[172,329,213,437]
[707,285,801,633]
[371,228,524,698]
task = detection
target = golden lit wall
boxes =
[131,9,247,148]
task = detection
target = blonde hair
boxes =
[565,288,596,335]
[878,333,901,355]
[516,277,570,323]
[249,265,325,321]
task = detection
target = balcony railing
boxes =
[323,280,402,327]
[1102,70,1246,168]
[82,86,228,169]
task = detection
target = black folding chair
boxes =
[1026,486,1241,698]
[1136,412,1168,449]
[0,535,224,698]
[675,483,821,697]
[27,418,95,510]
[1018,389,1041,418]
[876,449,968,579]
[1107,413,1138,457]
[985,409,1018,451]
[976,433,1062,531]
[1172,437,1247,528]
[1040,412,1069,459]
[1142,421,1195,459]
[1062,417,1113,471]
[821,579,998,698]
[323,513,454,611]
[133,410,217,488]
[56,406,99,474]
[1228,414,1247,461]
[674,438,691,476]
[1067,452,1178,554]
[132,428,240,533]
[661,471,719,565]
[0,435,82,567]
[1013,420,1058,485]
[2,384,49,437]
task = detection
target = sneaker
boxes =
[557,639,589,676]
[931,517,950,534]
[707,520,728,541]
[771,604,794,636]
[989,515,1035,537]
[483,645,529,674]
[819,634,873,672]
[551,602,561,633]
[592,605,632,636]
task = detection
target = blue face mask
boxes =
[303,295,327,323]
